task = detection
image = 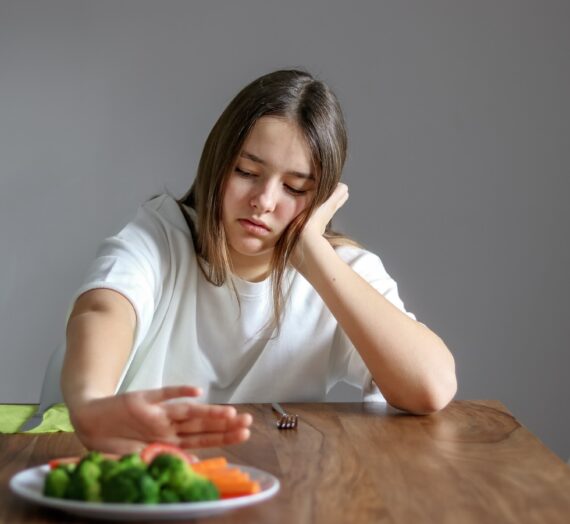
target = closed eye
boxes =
[236,167,309,196]
[235,167,254,177]
[285,185,308,196]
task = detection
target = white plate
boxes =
[10,463,280,521]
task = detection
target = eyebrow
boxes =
[240,151,315,181]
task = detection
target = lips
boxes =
[240,218,271,231]
[237,218,272,236]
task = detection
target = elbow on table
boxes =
[416,342,458,414]
[421,373,457,414]
[387,370,458,415]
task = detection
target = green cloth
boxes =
[0,403,74,434]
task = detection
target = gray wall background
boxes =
[1,1,568,460]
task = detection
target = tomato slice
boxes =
[48,456,80,469]
[140,443,198,465]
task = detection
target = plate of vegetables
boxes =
[10,443,280,520]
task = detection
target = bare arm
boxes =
[61,288,251,453]
[62,288,136,410]
[294,184,457,414]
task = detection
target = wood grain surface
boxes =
[1,401,569,523]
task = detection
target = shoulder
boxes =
[136,193,193,239]
[128,194,195,248]
[106,194,194,259]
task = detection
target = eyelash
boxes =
[234,167,308,196]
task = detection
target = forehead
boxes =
[241,116,313,176]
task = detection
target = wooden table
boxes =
[1,401,569,523]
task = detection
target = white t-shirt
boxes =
[70,194,416,404]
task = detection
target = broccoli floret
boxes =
[100,459,122,482]
[148,454,192,490]
[43,467,70,498]
[159,488,181,503]
[83,451,104,465]
[179,476,219,502]
[65,458,102,501]
[99,453,144,484]
[148,453,219,502]
[139,473,160,504]
[60,463,76,475]
[119,452,145,469]
[100,466,159,504]
[100,467,140,503]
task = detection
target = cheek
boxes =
[223,179,248,213]
[279,196,311,225]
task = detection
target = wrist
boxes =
[64,386,112,413]
[292,234,334,278]
[65,391,115,441]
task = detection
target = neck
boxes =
[229,250,272,283]
[235,267,271,283]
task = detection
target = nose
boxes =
[250,180,277,213]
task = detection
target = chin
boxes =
[228,236,270,254]
[233,245,272,258]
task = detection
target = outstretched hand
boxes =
[69,385,252,454]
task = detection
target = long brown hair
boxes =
[178,69,358,331]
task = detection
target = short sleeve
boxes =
[67,197,170,352]
[330,246,416,402]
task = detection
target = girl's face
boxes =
[222,116,315,280]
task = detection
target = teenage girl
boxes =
[61,69,457,454]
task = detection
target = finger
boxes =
[333,183,349,207]
[322,183,348,216]
[338,190,349,209]
[164,402,238,422]
[336,182,348,194]
[143,385,203,403]
[178,428,251,449]
[175,418,229,435]
[81,436,147,455]
[175,413,253,435]
[162,401,201,422]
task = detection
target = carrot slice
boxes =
[191,456,263,498]
[207,474,252,486]
[212,479,261,497]
[191,457,228,473]
[191,462,260,497]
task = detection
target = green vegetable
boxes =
[139,473,160,504]
[159,488,181,503]
[148,454,190,489]
[100,459,122,482]
[119,452,145,469]
[148,453,218,502]
[178,475,219,502]
[84,451,104,464]
[99,452,145,483]
[59,463,76,475]
[100,466,159,504]
[43,467,70,498]
[43,450,220,504]
[65,455,102,501]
